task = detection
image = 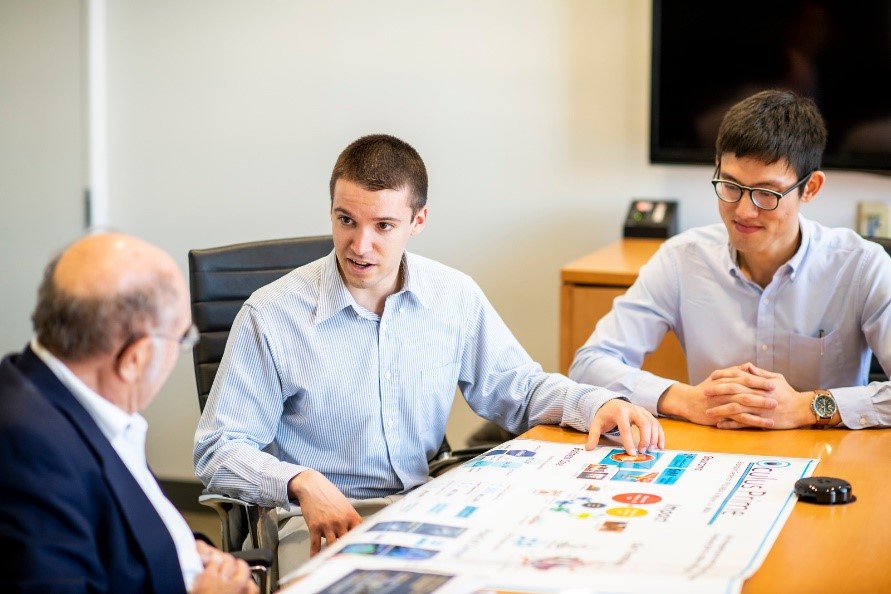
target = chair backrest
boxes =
[867,236,891,382]
[188,236,334,411]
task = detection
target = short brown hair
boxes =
[329,134,428,214]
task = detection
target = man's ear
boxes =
[800,170,826,204]
[115,337,153,383]
[410,205,428,236]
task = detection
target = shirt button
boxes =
[860,417,869,426]
[384,371,391,380]
[763,298,769,305]
[761,344,768,351]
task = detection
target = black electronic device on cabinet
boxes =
[623,199,678,239]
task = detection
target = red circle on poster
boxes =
[612,492,662,505]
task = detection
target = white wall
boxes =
[94,0,891,479]
[0,1,86,357]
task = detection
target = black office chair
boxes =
[190,236,332,590]
[188,235,503,586]
[866,236,891,382]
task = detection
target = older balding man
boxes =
[0,232,257,594]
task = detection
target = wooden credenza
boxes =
[559,238,688,382]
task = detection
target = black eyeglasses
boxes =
[711,166,813,211]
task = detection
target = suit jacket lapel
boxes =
[16,347,186,594]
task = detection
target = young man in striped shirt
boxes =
[194,134,664,579]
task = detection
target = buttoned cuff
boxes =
[827,386,879,428]
[635,376,677,416]
[262,460,309,507]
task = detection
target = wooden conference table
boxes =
[522,421,891,594]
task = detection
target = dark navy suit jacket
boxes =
[0,346,188,593]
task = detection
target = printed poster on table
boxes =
[282,438,816,594]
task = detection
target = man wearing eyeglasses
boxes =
[570,89,891,430]
[0,232,257,594]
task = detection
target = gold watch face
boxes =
[813,394,837,418]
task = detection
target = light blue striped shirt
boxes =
[194,251,621,506]
[569,216,891,428]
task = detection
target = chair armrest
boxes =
[194,531,274,568]
[198,492,279,553]
[199,492,281,593]
[194,526,275,594]
[428,445,493,477]
[231,548,275,568]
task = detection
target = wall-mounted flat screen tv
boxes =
[650,0,891,173]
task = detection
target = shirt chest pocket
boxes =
[401,361,457,422]
[786,330,844,391]
[421,361,458,396]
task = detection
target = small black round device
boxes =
[794,476,855,505]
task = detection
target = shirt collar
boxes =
[724,240,739,277]
[725,214,810,281]
[314,252,429,324]
[29,338,145,444]
[786,214,812,279]
[399,253,431,309]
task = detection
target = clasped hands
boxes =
[664,362,812,430]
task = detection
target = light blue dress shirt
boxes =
[194,251,620,507]
[569,216,891,429]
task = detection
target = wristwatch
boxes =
[811,390,837,428]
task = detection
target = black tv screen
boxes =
[650,0,891,173]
